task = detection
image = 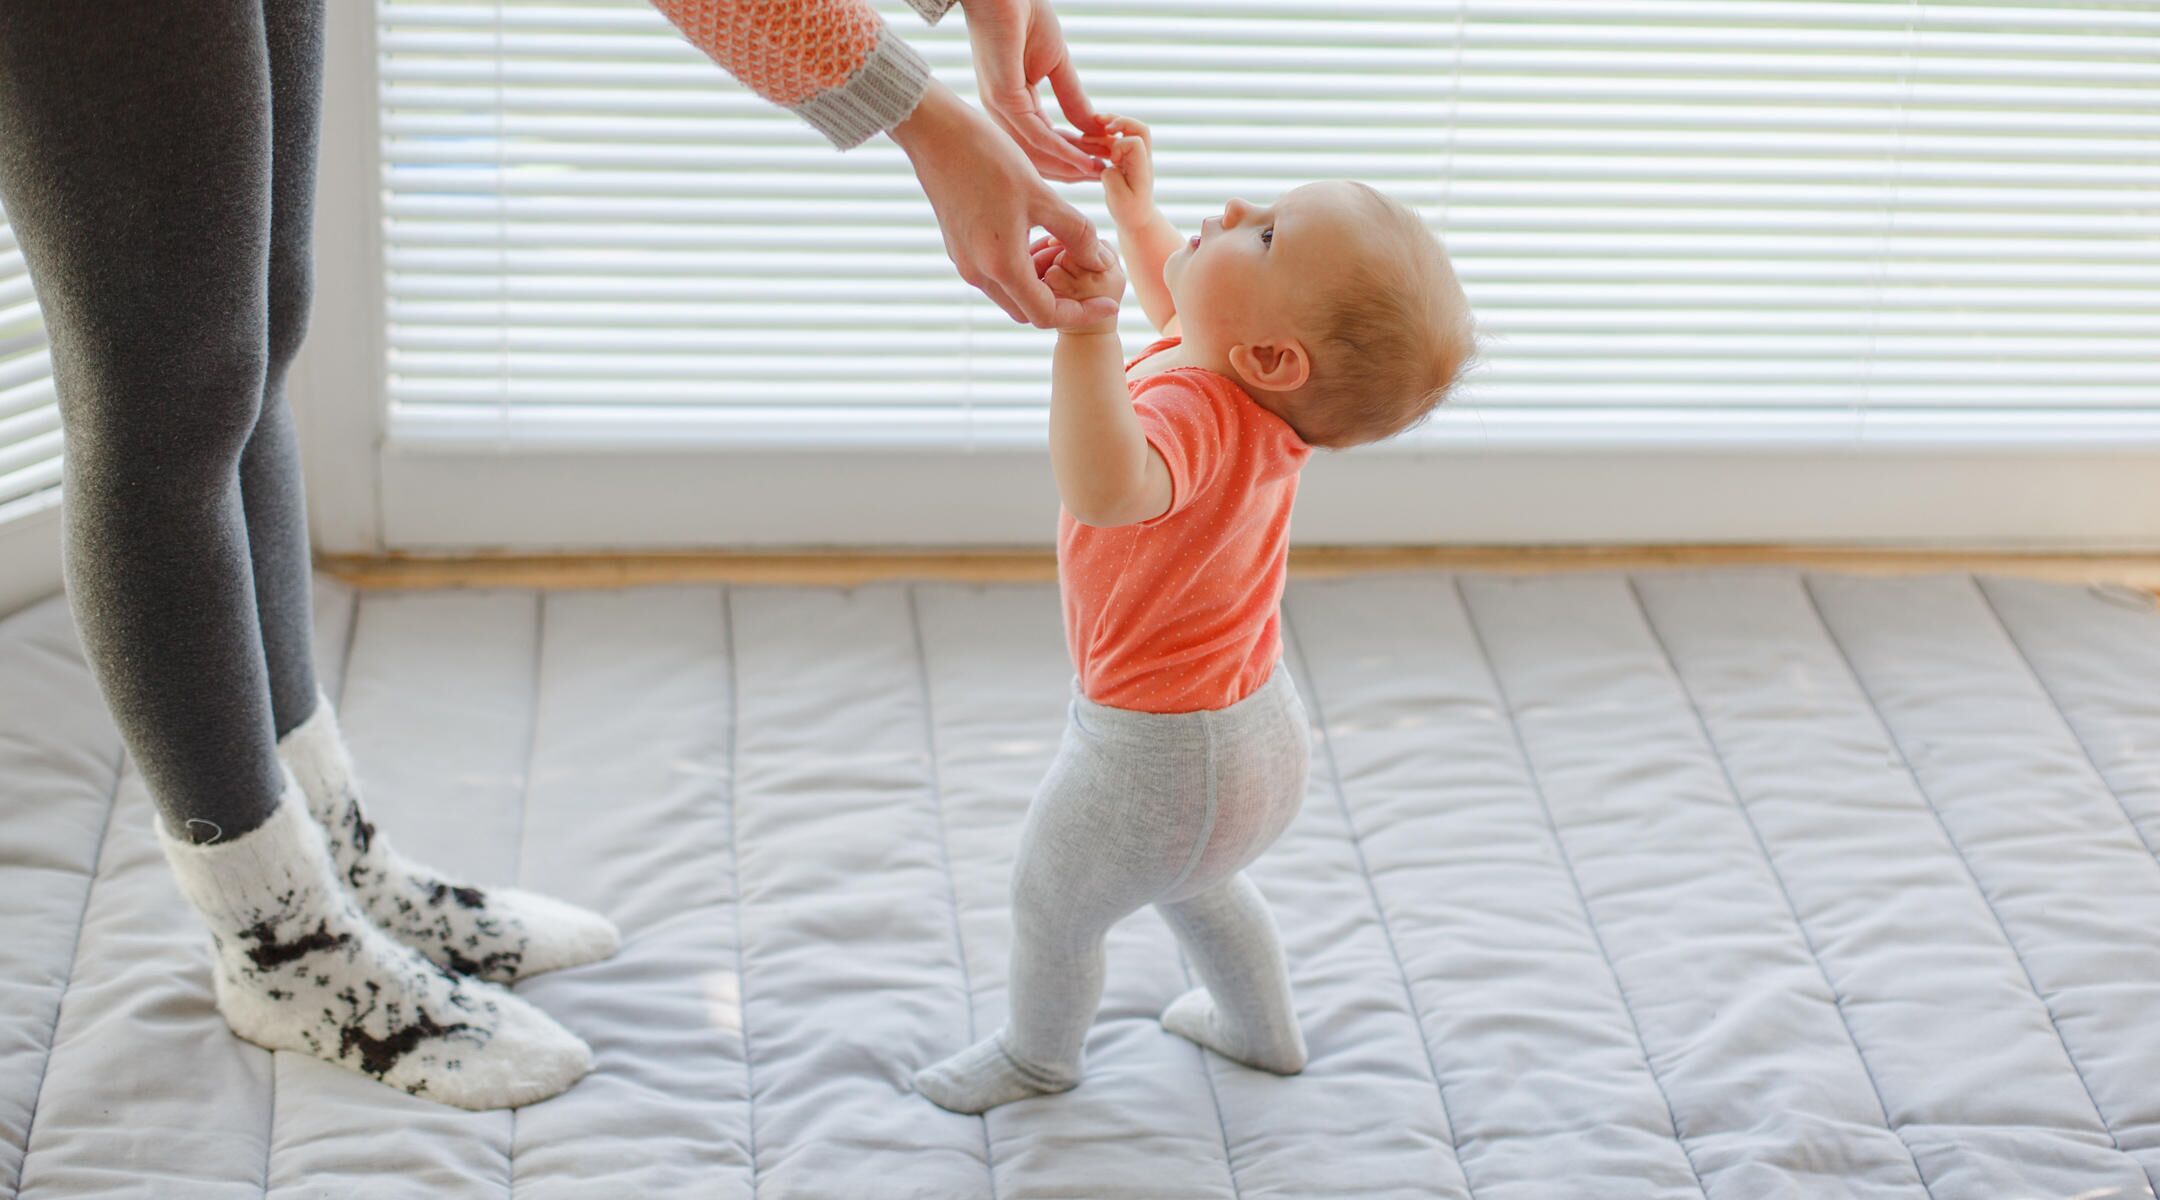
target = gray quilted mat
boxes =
[3,571,2158,1199]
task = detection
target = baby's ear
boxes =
[1230,338,1312,392]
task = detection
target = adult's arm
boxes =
[649,0,1117,327]
[650,0,936,149]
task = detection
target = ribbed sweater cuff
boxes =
[792,31,935,150]
[904,0,958,24]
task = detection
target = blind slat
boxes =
[0,454,60,510]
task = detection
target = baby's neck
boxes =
[1156,332,1299,429]
[1149,335,1232,378]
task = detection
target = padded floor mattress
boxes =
[3,570,2158,1199]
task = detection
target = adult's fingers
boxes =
[1008,269,1065,328]
[996,105,1100,182]
[1035,195,1113,271]
[983,228,1065,328]
[1048,60,1102,135]
[964,265,1027,324]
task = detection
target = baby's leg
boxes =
[912,881,1116,1113]
[1156,872,1307,1074]
[915,723,1182,1113]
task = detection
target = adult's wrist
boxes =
[888,79,967,161]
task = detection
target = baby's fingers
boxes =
[1031,239,1064,278]
[1100,113,1151,144]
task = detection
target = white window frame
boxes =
[293,0,2160,556]
[0,491,60,615]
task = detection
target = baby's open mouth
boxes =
[1188,234,1201,250]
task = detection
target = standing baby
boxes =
[913,117,1476,1113]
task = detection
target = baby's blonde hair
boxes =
[1289,186,1475,449]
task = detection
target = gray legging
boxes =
[0,0,325,844]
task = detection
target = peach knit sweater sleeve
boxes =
[649,0,958,149]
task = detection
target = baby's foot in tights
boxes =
[1161,988,1308,1074]
[913,1030,1076,1114]
[279,692,620,984]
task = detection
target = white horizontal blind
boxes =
[0,212,59,519]
[378,0,2160,451]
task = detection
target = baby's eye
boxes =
[1260,226,1273,247]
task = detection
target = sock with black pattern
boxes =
[278,691,621,984]
[156,771,593,1109]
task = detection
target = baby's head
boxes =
[1163,180,1474,448]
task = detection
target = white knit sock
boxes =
[156,774,593,1110]
[279,691,621,984]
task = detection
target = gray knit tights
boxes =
[915,664,1314,1113]
[0,0,324,844]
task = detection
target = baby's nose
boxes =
[1224,198,1257,225]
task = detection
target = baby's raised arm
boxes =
[1033,240,1175,527]
[1088,117,1185,336]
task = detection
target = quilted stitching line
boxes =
[1174,945,1245,1200]
[903,588,999,1200]
[1801,575,2158,1196]
[722,588,763,1198]
[1972,578,2160,868]
[10,736,126,1200]
[1182,709,1243,1200]
[1628,576,1932,1199]
[1283,607,1480,1200]
[504,593,548,1198]
[1448,578,1712,1200]
[259,587,368,1196]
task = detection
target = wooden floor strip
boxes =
[319,548,2160,595]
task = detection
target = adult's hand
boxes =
[891,80,1120,330]
[957,0,1105,183]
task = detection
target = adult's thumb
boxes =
[1037,198,1110,270]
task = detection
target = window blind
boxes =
[0,212,59,520]
[377,0,2160,450]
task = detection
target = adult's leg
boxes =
[0,0,596,1109]
[247,0,325,739]
[0,0,285,845]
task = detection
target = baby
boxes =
[912,117,1475,1114]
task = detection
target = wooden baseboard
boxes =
[319,547,2160,595]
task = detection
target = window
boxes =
[331,0,2160,548]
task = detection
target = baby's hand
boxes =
[1030,233,1126,334]
[1081,115,1155,228]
